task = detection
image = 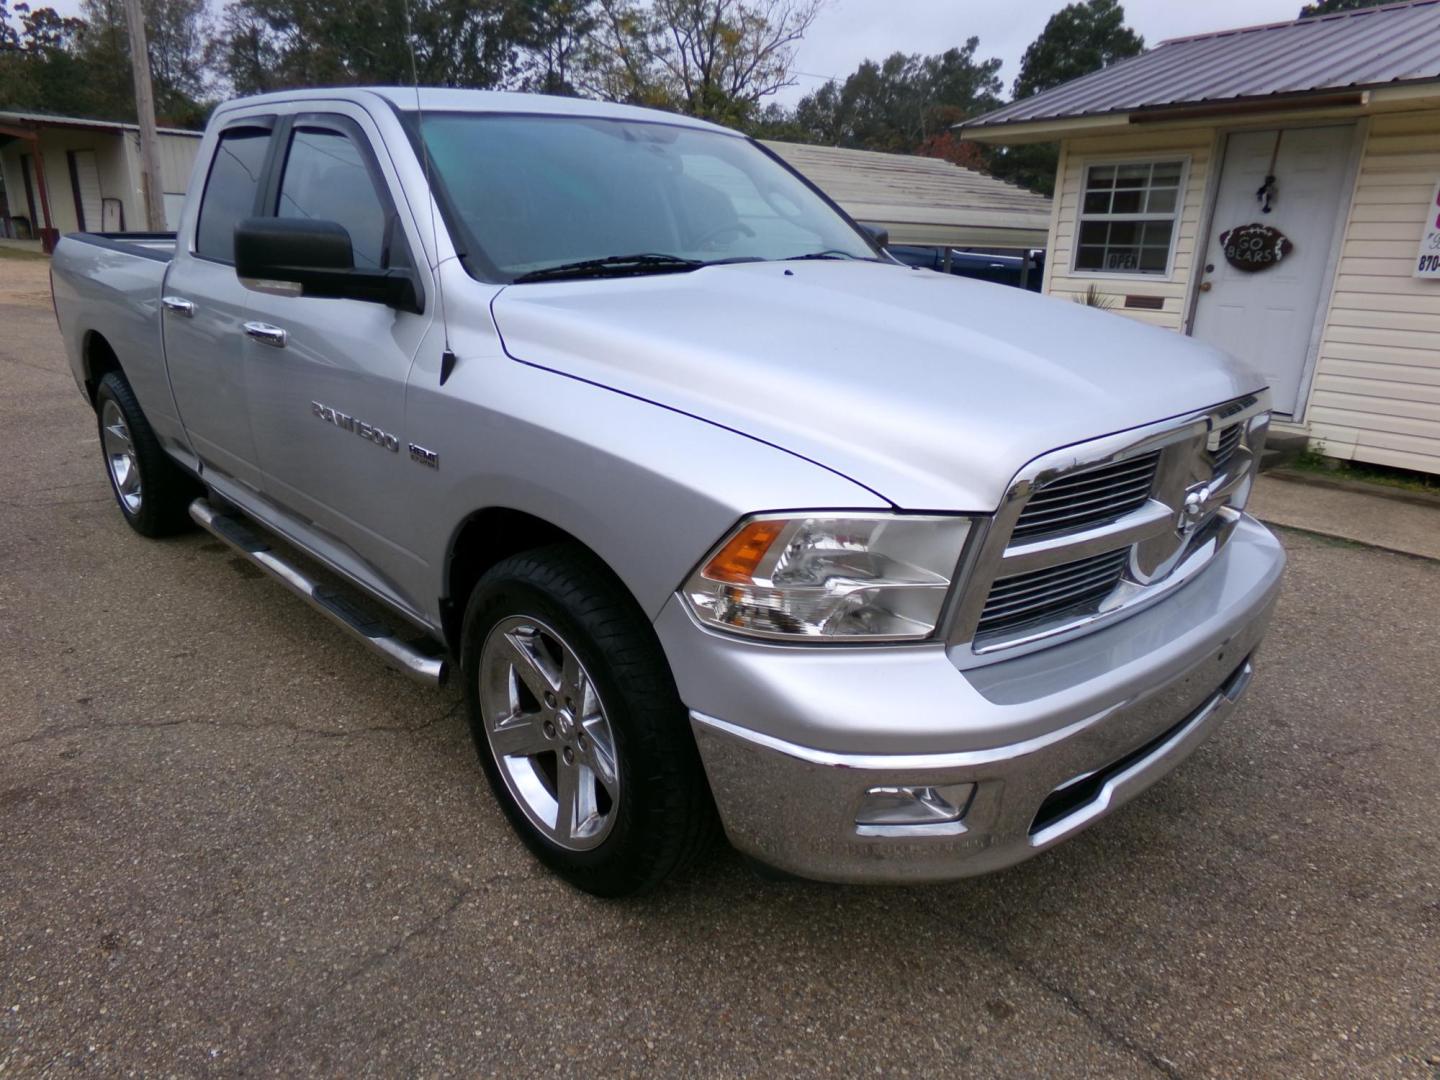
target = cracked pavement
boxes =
[2,256,1438,1076]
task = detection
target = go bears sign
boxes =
[1220,223,1293,273]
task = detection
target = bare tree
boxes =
[579,0,823,124]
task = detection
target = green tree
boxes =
[77,0,213,126]
[215,0,520,95]
[514,0,597,94]
[788,40,1002,152]
[985,0,1144,195]
[0,1,92,115]
[1299,0,1388,15]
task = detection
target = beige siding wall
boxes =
[1044,128,1214,330]
[1308,112,1440,474]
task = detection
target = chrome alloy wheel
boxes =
[479,615,621,851]
[100,398,141,514]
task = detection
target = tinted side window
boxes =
[278,129,389,269]
[195,128,270,263]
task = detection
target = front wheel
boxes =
[95,372,198,537]
[461,544,716,896]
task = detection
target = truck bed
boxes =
[67,231,177,262]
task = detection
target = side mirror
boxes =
[234,217,421,314]
[859,222,890,249]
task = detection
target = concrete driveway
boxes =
[1,254,1436,1077]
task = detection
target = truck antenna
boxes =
[404,0,457,385]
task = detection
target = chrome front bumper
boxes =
[662,515,1285,884]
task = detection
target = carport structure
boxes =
[0,117,56,249]
[764,140,1053,256]
[0,111,201,251]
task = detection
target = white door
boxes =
[1191,126,1353,416]
[69,149,103,232]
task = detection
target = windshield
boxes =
[416,113,878,280]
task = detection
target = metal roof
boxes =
[0,110,201,138]
[763,140,1053,249]
[964,0,1440,133]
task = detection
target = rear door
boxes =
[241,110,434,606]
[163,118,275,492]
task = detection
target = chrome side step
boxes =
[188,498,447,686]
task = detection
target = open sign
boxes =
[1220,223,1293,272]
[1414,181,1440,279]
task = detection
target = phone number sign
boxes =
[1414,181,1440,278]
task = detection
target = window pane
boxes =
[1076,246,1107,270]
[1151,162,1183,185]
[1111,189,1143,214]
[196,129,270,263]
[1145,187,1176,214]
[278,130,389,269]
[1139,246,1169,271]
[1078,221,1110,245]
[1083,190,1111,214]
[1108,221,1140,245]
[1114,163,1149,187]
[1087,164,1116,188]
[1142,220,1174,247]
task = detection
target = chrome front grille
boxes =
[1010,450,1161,540]
[976,548,1129,641]
[949,394,1268,664]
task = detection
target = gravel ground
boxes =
[1,257,1437,1077]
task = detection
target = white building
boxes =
[962,1,1440,477]
[0,111,202,247]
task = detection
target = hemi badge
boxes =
[409,443,439,469]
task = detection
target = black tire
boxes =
[95,371,199,538]
[461,543,716,896]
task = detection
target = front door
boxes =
[1191,125,1353,417]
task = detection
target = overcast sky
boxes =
[776,0,1307,105]
[44,0,1308,104]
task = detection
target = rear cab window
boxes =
[194,124,272,264]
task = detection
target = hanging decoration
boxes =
[1256,130,1283,213]
[1220,223,1294,272]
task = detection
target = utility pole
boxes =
[121,0,167,232]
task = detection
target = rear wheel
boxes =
[95,372,198,537]
[461,544,716,896]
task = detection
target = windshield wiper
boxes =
[513,253,705,283]
[782,250,870,262]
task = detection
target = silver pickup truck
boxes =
[51,87,1285,896]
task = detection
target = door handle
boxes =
[162,295,195,317]
[1198,282,1213,293]
[243,321,287,348]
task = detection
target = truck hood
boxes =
[490,261,1263,510]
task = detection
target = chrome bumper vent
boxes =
[1010,450,1161,541]
[1209,423,1243,473]
[976,548,1129,641]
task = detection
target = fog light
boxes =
[855,784,975,828]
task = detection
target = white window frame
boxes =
[1071,156,1190,280]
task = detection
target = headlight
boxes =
[682,513,973,641]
